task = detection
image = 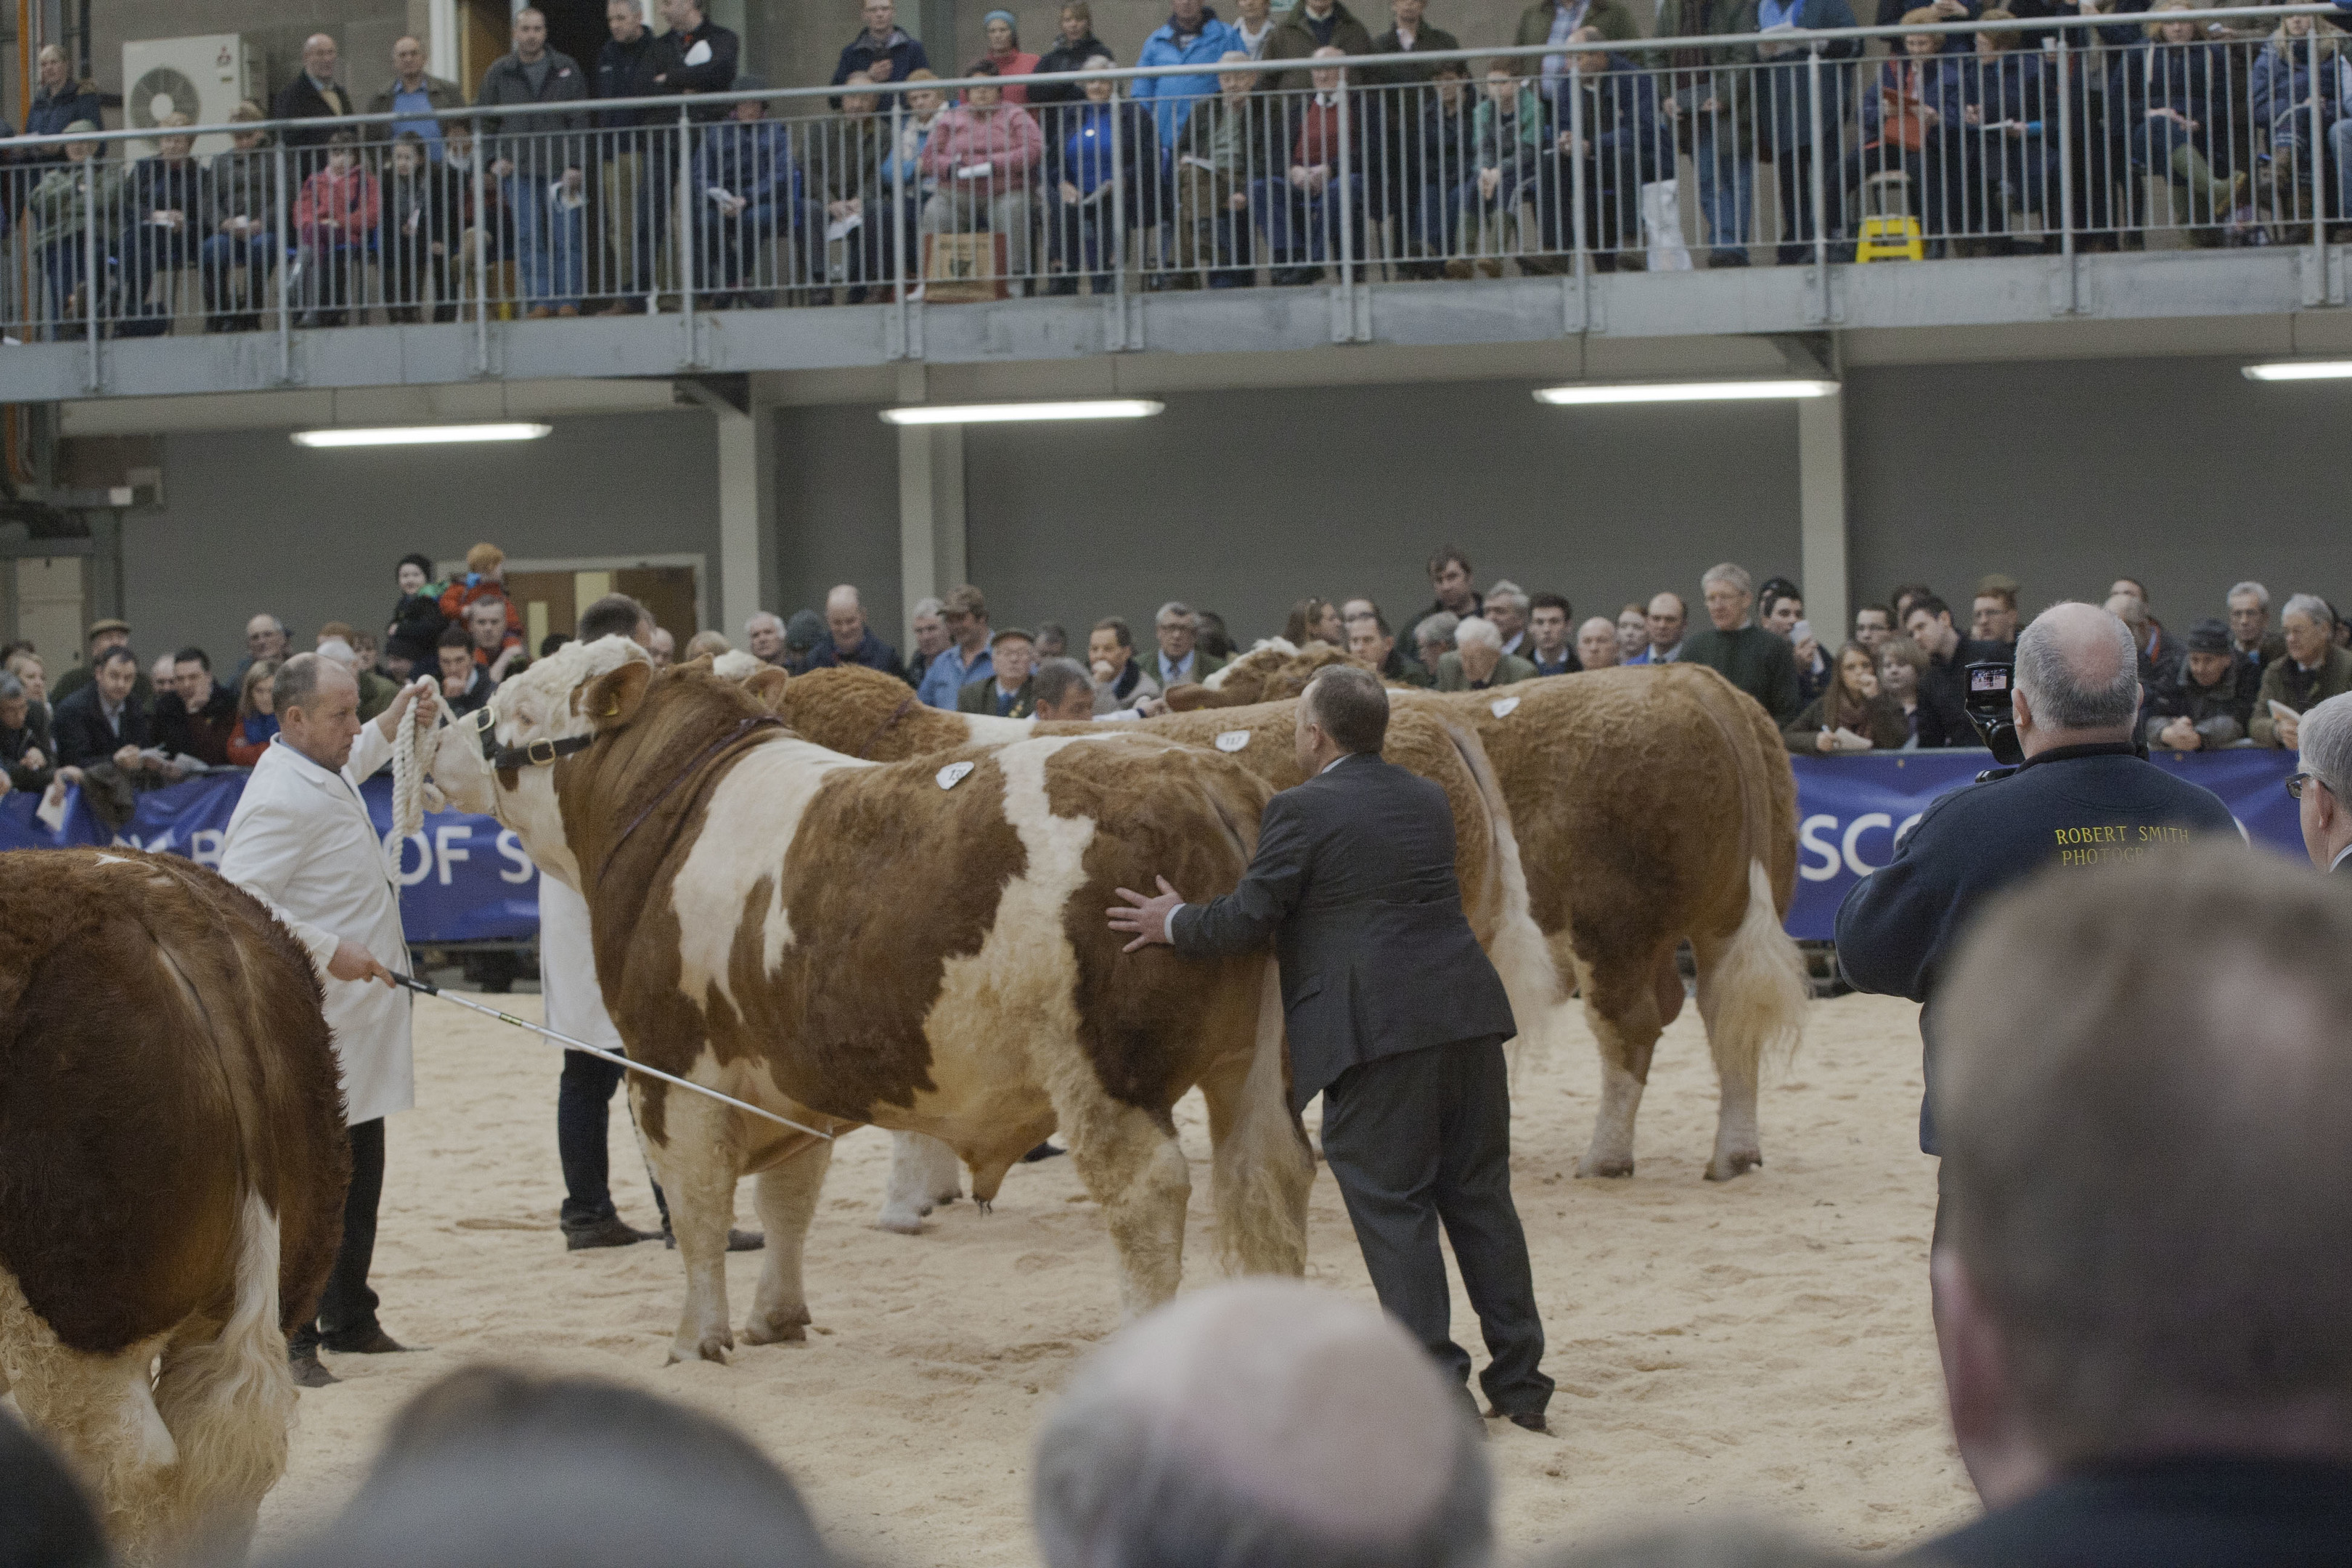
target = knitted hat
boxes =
[2184,617,2233,656]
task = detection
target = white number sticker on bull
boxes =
[936,761,976,790]
[1490,697,1520,719]
[1215,730,1251,752]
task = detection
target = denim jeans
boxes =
[506,173,587,311]
[1694,118,1753,250]
[200,232,277,314]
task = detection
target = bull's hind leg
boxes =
[743,1140,833,1346]
[639,1089,741,1365]
[1058,1089,1193,1318]
[1572,942,1681,1179]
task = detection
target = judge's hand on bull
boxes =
[326,675,441,988]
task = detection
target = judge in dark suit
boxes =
[2296,692,2352,875]
[1108,664,1553,1430]
[51,646,158,771]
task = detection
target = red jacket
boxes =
[294,163,380,245]
[918,102,1045,188]
[437,578,523,656]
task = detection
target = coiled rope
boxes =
[391,678,435,841]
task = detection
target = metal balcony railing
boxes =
[0,4,2337,357]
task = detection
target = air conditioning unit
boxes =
[122,35,266,160]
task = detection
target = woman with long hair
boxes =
[1785,640,1908,753]
[1283,597,1346,648]
[225,658,281,768]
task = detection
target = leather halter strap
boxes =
[856,695,918,760]
[601,713,787,876]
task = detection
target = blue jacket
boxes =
[915,642,992,709]
[1862,54,1967,145]
[1552,55,1672,184]
[1134,9,1246,145]
[689,118,799,228]
[2250,41,2344,147]
[1045,98,1160,210]
[1959,49,2049,136]
[1751,0,1860,151]
[1834,742,2237,1153]
[2125,39,2226,142]
[833,28,929,89]
[805,628,908,682]
[24,83,103,140]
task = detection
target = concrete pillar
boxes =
[716,405,778,642]
[1797,393,1849,646]
[895,364,966,648]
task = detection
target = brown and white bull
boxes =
[764,665,1559,1230]
[0,849,347,1564]
[424,642,1312,1361]
[1173,641,1810,1182]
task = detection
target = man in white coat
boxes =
[221,651,433,1387]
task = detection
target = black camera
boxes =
[1964,661,2023,767]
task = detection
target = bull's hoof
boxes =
[1576,1155,1635,1179]
[666,1331,734,1365]
[1704,1151,1763,1182]
[932,1188,964,1206]
[742,1306,811,1345]
[875,1207,927,1236]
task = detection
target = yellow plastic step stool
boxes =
[1856,213,1924,261]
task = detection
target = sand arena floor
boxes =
[255,990,1977,1561]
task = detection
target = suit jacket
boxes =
[52,682,154,769]
[218,727,415,1124]
[1172,753,1516,1109]
[1911,1458,2352,1568]
[1436,650,1539,691]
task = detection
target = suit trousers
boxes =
[293,1115,384,1350]
[557,1048,671,1233]
[1318,1037,1552,1417]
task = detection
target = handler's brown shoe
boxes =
[565,1214,658,1250]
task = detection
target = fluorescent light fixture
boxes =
[878,399,1165,426]
[290,422,553,449]
[1533,380,1839,406]
[2242,360,2352,383]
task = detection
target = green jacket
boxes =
[1435,650,1539,691]
[29,160,124,249]
[1516,0,1644,54]
[356,669,401,724]
[1263,0,1378,93]
[1681,624,1803,724]
[2252,646,2352,747]
[959,674,1037,718]
[1474,85,1548,169]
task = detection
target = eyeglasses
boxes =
[2287,772,2335,801]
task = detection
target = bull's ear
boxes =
[742,666,790,711]
[1164,682,1220,712]
[581,660,653,730]
[682,653,716,674]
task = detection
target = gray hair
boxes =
[2104,593,2147,633]
[1155,600,1196,626]
[2301,692,2352,797]
[1701,562,1754,598]
[1415,612,1459,651]
[0,672,22,703]
[2015,603,2140,731]
[1453,616,1503,653]
[1485,580,1528,616]
[1031,656,1093,712]
[2284,593,2333,631]
[911,596,944,621]
[272,651,338,718]
[745,611,784,637]
[2228,581,2271,611]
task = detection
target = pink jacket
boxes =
[918,102,1044,189]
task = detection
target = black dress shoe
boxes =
[1020,1141,1067,1163]
[289,1349,339,1388]
[565,1214,658,1251]
[1487,1407,1551,1434]
[319,1324,413,1355]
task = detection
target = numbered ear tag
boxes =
[1490,697,1521,719]
[936,761,975,790]
[1215,730,1251,752]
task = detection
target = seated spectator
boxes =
[1958,16,2057,255]
[256,1365,831,1568]
[152,647,241,767]
[2145,617,2256,752]
[1683,563,1802,724]
[1437,616,1536,692]
[807,584,909,680]
[1419,546,1483,628]
[1415,611,1460,674]
[438,544,521,640]
[1042,60,1156,296]
[690,84,814,311]
[1036,622,1069,660]
[1786,641,1907,753]
[2228,579,2285,672]
[0,1408,108,1568]
[1089,617,1161,714]
[25,124,120,343]
[1252,49,1368,286]
[200,103,279,333]
[918,584,995,708]
[919,61,1044,290]
[0,673,55,796]
[1877,634,1928,748]
[906,596,948,686]
[116,111,206,339]
[1971,584,2019,647]
[2127,2,2247,237]
[51,618,148,708]
[4,649,50,730]
[1034,656,1100,721]
[383,132,465,324]
[1575,615,1620,671]
[294,131,380,327]
[1853,16,1969,248]
[236,613,289,687]
[960,626,1037,716]
[746,611,788,666]
[822,74,899,306]
[467,599,528,682]
[1903,595,1983,747]
[1032,1280,1493,1568]
[2301,693,2352,872]
[784,611,827,673]
[1195,610,1236,662]
[226,658,281,767]
[1920,844,2352,1565]
[1629,592,1687,664]
[2104,591,2179,693]
[1346,608,1432,687]
[1284,597,1345,648]
[1536,32,1670,271]
[318,634,399,722]
[1142,600,1224,689]
[1451,62,1543,279]
[52,648,174,818]
[648,627,676,670]
[1890,581,1935,628]
[684,630,733,661]
[1168,55,1270,289]
[2253,594,2352,748]
[439,626,498,717]
[1614,603,1648,662]
[1853,603,1893,649]
[152,651,180,694]
[1527,593,1577,676]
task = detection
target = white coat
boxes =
[538,875,623,1053]
[219,722,415,1125]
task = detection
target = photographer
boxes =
[1835,603,2238,1193]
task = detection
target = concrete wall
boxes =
[121,409,715,665]
[774,404,905,642]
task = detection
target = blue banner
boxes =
[0,750,2303,945]
[0,772,539,942]
[1786,748,2303,939]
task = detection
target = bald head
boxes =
[2015,602,2140,751]
[1033,1281,1490,1568]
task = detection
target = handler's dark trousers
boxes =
[293,1116,384,1353]
[1318,1037,1553,1418]
[557,1048,670,1234]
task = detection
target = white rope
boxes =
[391,677,433,841]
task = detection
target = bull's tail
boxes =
[1439,715,1562,1074]
[1702,858,1812,1084]
[150,1188,298,1556]
[1212,960,1314,1279]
